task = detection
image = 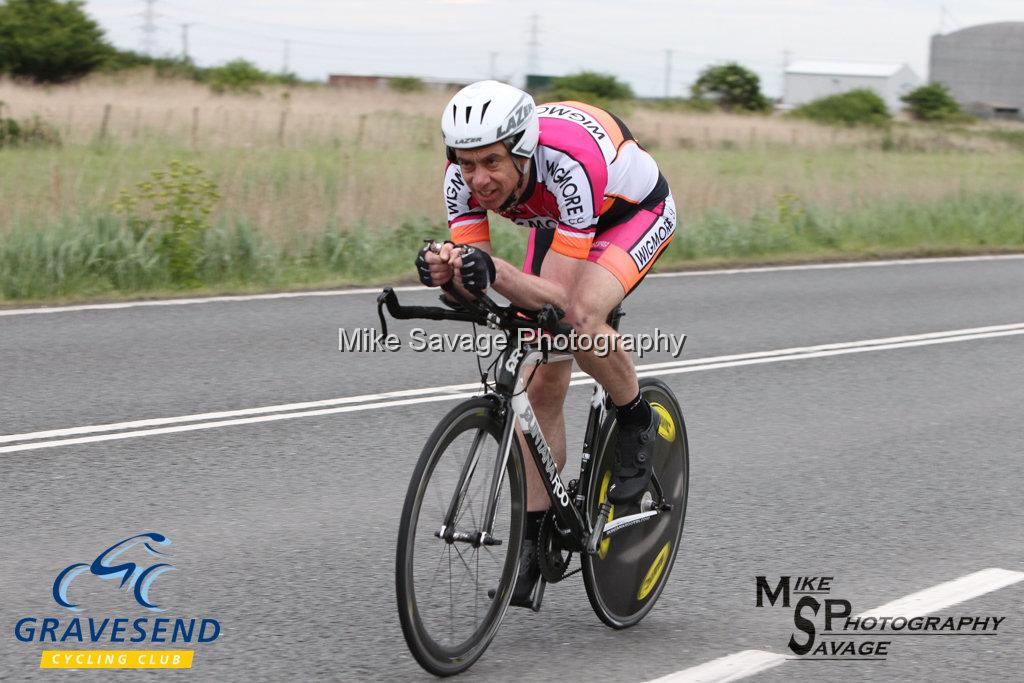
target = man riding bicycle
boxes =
[416,80,677,606]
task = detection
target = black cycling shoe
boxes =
[607,408,660,505]
[488,538,543,610]
[509,538,542,609]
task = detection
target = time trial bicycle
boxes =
[381,274,689,677]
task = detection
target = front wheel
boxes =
[582,378,689,628]
[395,397,525,676]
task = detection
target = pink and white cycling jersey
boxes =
[444,101,670,261]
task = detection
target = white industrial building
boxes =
[783,61,922,113]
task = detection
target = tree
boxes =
[0,0,111,83]
[790,89,891,126]
[691,63,771,113]
[545,71,634,102]
[901,83,968,122]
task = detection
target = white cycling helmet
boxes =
[442,80,539,164]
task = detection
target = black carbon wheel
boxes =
[582,378,689,628]
[395,398,525,676]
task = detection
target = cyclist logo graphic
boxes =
[52,533,176,613]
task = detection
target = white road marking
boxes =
[857,568,1024,620]
[645,650,787,682]
[2,323,1022,453]
[647,568,1024,682]
[1,254,1020,316]
[647,253,1024,279]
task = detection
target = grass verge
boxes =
[2,191,1022,305]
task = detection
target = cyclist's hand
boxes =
[453,245,495,294]
[415,242,455,287]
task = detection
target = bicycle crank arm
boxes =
[586,502,612,554]
[601,510,660,538]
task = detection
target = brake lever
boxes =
[376,288,392,337]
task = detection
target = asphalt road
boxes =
[1,255,1022,681]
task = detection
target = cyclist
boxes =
[416,80,677,606]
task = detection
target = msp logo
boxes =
[756,575,1009,661]
[14,532,221,670]
[53,533,176,612]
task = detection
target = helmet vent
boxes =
[480,100,491,122]
[464,105,472,123]
[451,104,458,125]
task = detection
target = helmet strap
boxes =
[498,157,530,212]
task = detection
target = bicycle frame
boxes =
[440,335,657,556]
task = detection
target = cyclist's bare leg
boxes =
[518,360,572,512]
[563,262,638,406]
[516,262,637,512]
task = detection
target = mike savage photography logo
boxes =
[756,575,1008,661]
[338,326,686,358]
[13,532,221,670]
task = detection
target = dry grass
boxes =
[1,71,1022,240]
[0,70,450,148]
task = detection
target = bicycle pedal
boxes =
[529,578,546,613]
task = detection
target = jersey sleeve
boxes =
[443,163,490,244]
[539,148,604,259]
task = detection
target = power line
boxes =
[180,22,194,60]
[157,0,462,37]
[526,13,541,76]
[663,49,673,98]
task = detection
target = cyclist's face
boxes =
[454,143,521,210]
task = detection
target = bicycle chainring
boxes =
[537,510,572,583]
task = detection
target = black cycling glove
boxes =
[458,245,496,294]
[414,244,436,287]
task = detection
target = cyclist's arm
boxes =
[454,240,573,311]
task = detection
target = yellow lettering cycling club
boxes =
[40,649,193,669]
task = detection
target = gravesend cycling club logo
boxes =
[53,532,176,612]
[756,575,1008,661]
[13,532,221,670]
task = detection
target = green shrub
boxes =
[0,0,111,83]
[204,59,268,94]
[790,89,891,126]
[901,83,972,122]
[0,110,61,148]
[541,71,634,110]
[114,161,220,287]
[690,63,771,113]
[389,76,425,93]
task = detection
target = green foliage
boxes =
[101,51,202,80]
[0,0,111,83]
[542,71,634,108]
[389,76,425,93]
[114,161,220,286]
[901,83,971,122]
[203,59,268,94]
[0,114,60,147]
[985,129,1024,151]
[649,97,716,113]
[690,63,771,113]
[790,89,891,127]
[0,102,61,147]
[663,191,1024,264]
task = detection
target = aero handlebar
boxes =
[376,286,575,339]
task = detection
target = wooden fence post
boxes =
[277,109,288,146]
[98,103,112,142]
[356,114,367,147]
[191,106,200,149]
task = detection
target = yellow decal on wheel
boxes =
[651,402,675,442]
[597,471,615,560]
[637,542,671,601]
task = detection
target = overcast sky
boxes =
[85,0,1022,97]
